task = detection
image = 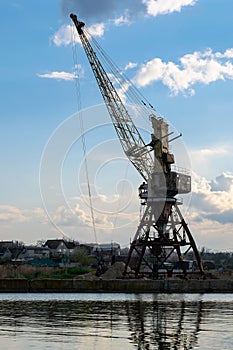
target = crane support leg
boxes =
[123,202,204,279]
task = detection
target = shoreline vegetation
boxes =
[7,266,94,280]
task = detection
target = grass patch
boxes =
[22,267,94,280]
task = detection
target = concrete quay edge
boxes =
[0,278,232,293]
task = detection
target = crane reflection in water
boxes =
[125,297,202,349]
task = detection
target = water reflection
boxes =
[0,294,232,350]
[126,299,203,349]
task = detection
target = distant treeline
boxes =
[200,250,233,269]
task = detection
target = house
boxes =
[18,245,50,261]
[0,241,24,262]
[0,241,16,249]
[0,247,12,261]
[93,242,121,256]
[79,243,96,256]
[44,239,79,257]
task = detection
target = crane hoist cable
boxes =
[84,28,163,122]
[71,26,98,244]
[111,161,130,234]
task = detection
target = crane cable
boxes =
[85,29,162,122]
[71,26,98,244]
[111,161,130,234]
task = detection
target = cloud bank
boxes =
[61,0,145,22]
[51,0,233,96]
[50,0,225,96]
[1,170,233,250]
[0,205,28,223]
[133,48,233,95]
[61,0,197,22]
[50,22,233,94]
[191,172,233,224]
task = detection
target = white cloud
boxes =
[113,16,132,26]
[190,145,229,164]
[189,217,233,251]
[52,24,76,46]
[224,48,233,58]
[184,172,233,250]
[50,202,119,238]
[52,22,105,47]
[189,145,230,178]
[133,48,233,95]
[57,0,197,47]
[190,172,233,221]
[52,204,91,227]
[0,205,28,223]
[0,205,51,227]
[50,183,139,238]
[211,173,233,192]
[142,0,197,17]
[125,62,138,70]
[37,71,76,81]
[88,23,105,37]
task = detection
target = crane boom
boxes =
[70,14,153,181]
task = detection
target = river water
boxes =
[0,293,232,349]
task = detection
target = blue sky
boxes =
[1,0,233,250]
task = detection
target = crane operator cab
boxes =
[139,116,191,203]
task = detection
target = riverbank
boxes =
[0,278,232,293]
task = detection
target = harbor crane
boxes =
[70,14,204,278]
